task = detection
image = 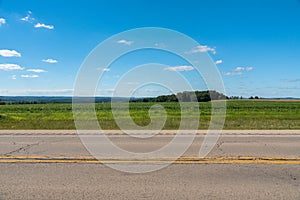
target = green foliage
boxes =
[133,90,227,102]
[0,100,299,129]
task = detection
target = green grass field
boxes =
[0,100,299,129]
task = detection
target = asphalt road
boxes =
[0,130,299,199]
[1,163,299,200]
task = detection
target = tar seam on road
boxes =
[0,156,300,165]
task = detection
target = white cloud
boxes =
[224,66,254,76]
[96,68,110,71]
[215,60,223,65]
[42,58,58,63]
[164,65,195,71]
[234,67,253,72]
[21,74,39,78]
[21,15,30,22]
[34,23,54,29]
[22,11,55,31]
[11,75,17,80]
[117,39,133,46]
[21,11,34,23]
[0,18,6,26]
[189,45,216,54]
[27,69,47,73]
[0,64,24,71]
[224,71,242,76]
[234,67,244,72]
[0,49,21,57]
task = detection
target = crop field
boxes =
[0,100,299,130]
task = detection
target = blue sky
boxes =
[0,0,300,97]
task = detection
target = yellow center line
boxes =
[0,156,300,164]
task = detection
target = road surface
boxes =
[0,130,299,199]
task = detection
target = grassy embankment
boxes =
[0,100,299,129]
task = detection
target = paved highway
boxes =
[0,130,299,199]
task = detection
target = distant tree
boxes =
[254,96,259,99]
[209,90,227,100]
[249,96,254,99]
[0,99,5,105]
[229,96,239,99]
[142,98,149,102]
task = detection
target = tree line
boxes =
[132,90,228,102]
[0,93,261,105]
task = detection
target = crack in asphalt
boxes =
[215,140,225,155]
[214,139,264,156]
[3,143,40,156]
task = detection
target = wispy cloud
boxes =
[21,74,39,78]
[21,11,54,30]
[164,65,195,71]
[34,23,54,30]
[27,69,47,73]
[188,45,216,54]
[117,39,133,46]
[42,58,58,63]
[215,60,223,65]
[0,64,24,71]
[0,49,21,57]
[223,71,242,76]
[224,66,254,76]
[11,75,17,80]
[234,67,253,72]
[0,89,74,96]
[0,18,6,26]
[278,86,300,90]
[21,11,34,23]
[96,67,110,71]
[282,78,300,83]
